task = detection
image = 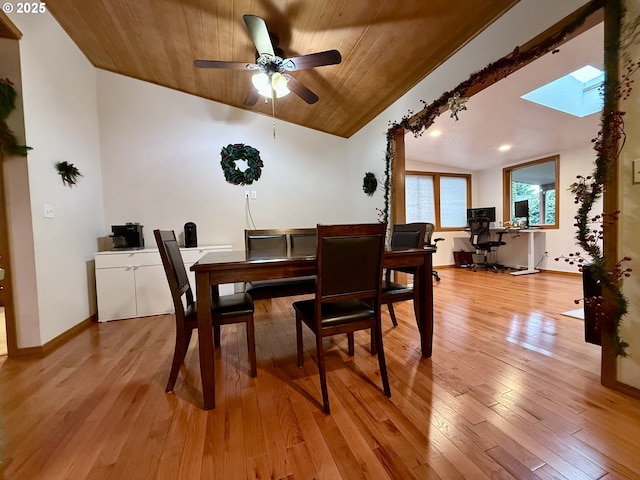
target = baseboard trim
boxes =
[12,314,96,357]
[613,380,640,400]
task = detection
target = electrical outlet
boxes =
[251,191,257,199]
[244,191,250,199]
[544,251,549,257]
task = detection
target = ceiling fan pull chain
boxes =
[272,95,277,139]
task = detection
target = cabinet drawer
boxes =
[181,245,232,264]
[95,250,161,268]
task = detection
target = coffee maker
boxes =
[184,222,197,248]
[111,223,144,250]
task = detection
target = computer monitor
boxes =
[466,206,496,223]
[514,200,529,226]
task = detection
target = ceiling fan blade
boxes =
[194,60,256,70]
[285,50,342,71]
[243,88,260,107]
[284,75,319,104]
[243,15,275,57]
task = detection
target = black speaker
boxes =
[184,222,197,248]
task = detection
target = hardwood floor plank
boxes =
[3,269,640,479]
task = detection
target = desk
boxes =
[191,246,434,409]
[510,229,544,276]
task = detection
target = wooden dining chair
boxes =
[244,228,316,300]
[293,223,390,414]
[154,229,257,393]
[381,223,427,327]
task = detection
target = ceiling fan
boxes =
[194,14,342,106]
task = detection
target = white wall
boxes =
[96,71,353,250]
[8,11,105,346]
[618,0,640,388]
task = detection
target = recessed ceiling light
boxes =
[429,129,442,137]
[499,144,512,152]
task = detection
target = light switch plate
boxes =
[43,203,54,218]
[634,159,640,184]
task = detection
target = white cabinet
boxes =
[95,245,232,322]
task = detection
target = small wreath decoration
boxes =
[55,161,82,187]
[362,172,378,196]
[220,143,263,186]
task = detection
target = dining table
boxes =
[191,245,435,410]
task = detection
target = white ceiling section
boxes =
[405,21,604,171]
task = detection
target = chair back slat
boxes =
[245,228,317,256]
[316,224,385,303]
[290,232,317,253]
[390,223,427,248]
[154,230,193,314]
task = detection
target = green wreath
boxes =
[220,143,263,186]
[362,172,378,196]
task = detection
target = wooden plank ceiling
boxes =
[46,0,518,138]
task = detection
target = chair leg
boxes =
[296,315,304,368]
[166,329,192,392]
[246,316,257,378]
[370,327,377,355]
[387,304,398,327]
[214,324,221,347]
[347,332,355,356]
[316,335,330,414]
[374,318,391,398]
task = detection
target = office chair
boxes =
[467,216,506,272]
[425,222,444,281]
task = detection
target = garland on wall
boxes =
[556,1,638,357]
[382,0,635,355]
[0,78,31,156]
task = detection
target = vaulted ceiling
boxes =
[44,0,519,138]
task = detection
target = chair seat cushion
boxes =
[381,280,415,303]
[246,276,316,300]
[211,292,254,316]
[293,299,374,329]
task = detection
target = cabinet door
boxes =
[134,265,174,317]
[96,267,136,321]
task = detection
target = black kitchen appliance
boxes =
[184,222,197,248]
[111,223,144,250]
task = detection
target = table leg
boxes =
[417,255,434,357]
[510,230,539,276]
[196,271,215,409]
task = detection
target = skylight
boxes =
[521,65,604,117]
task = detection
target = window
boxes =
[405,172,471,229]
[502,155,559,228]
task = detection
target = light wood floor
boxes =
[2,268,640,479]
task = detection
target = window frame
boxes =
[502,155,559,229]
[405,171,472,231]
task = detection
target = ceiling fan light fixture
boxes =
[252,72,290,99]
[271,73,290,98]
[252,72,270,90]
